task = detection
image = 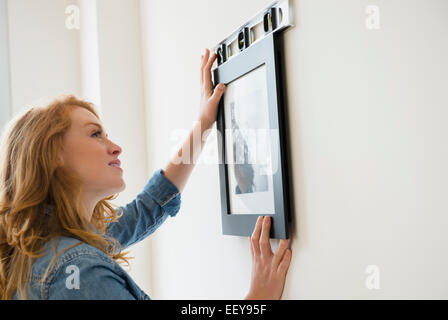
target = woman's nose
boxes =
[109,141,122,155]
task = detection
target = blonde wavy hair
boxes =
[0,95,130,300]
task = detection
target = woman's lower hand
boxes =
[199,48,226,129]
[245,216,292,300]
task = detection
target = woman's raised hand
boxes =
[199,48,226,129]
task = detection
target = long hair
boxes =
[0,95,130,300]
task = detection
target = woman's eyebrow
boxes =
[84,122,109,138]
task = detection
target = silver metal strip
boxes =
[214,0,294,66]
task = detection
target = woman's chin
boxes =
[109,180,126,194]
[117,180,126,192]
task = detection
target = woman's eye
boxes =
[92,130,102,138]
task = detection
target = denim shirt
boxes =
[13,169,181,300]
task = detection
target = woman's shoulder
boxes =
[32,236,115,280]
[27,236,132,300]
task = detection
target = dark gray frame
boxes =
[214,32,291,239]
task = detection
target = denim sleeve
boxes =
[47,253,137,300]
[106,168,181,250]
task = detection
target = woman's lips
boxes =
[108,159,121,166]
[109,164,123,172]
[109,161,122,171]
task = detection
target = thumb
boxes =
[209,83,226,105]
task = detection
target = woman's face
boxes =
[60,106,125,200]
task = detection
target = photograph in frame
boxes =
[223,64,276,215]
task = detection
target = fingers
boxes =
[209,83,226,105]
[200,55,204,83]
[204,55,216,95]
[201,49,216,95]
[250,216,263,257]
[260,216,273,258]
[200,50,209,84]
[272,239,289,269]
[200,48,221,100]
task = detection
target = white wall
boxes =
[0,0,12,131]
[7,0,81,115]
[140,0,448,299]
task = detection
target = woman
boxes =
[0,50,291,300]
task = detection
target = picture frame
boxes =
[214,32,292,239]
